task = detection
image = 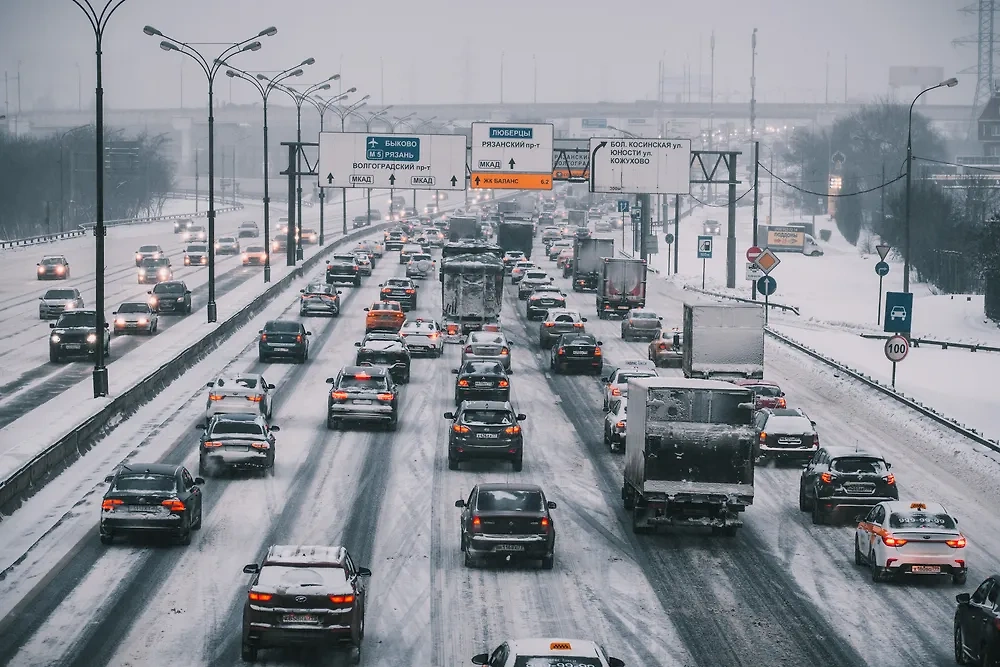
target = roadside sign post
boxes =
[755,275,777,323]
[618,199,629,246]
[875,261,890,325]
[883,291,913,335]
[746,246,763,300]
[751,248,780,324]
[665,232,675,273]
[318,132,467,191]
[697,235,713,289]
[884,334,909,388]
[471,122,554,190]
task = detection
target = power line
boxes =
[758,160,905,197]
[914,154,1000,174]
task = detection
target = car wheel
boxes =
[401,373,410,384]
[241,640,258,663]
[870,551,884,582]
[199,457,213,479]
[603,426,611,445]
[352,606,365,646]
[99,531,114,545]
[954,624,971,665]
[463,548,475,568]
[541,553,554,570]
[49,350,60,363]
[711,525,738,537]
[177,529,191,546]
[798,485,811,511]
[386,417,398,432]
[512,454,523,472]
[448,456,459,471]
[854,537,863,566]
[258,354,267,363]
[327,416,339,430]
[354,278,361,286]
[953,572,967,586]
[811,505,825,525]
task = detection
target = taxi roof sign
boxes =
[910,502,927,509]
[550,642,572,651]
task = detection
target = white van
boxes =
[803,234,823,256]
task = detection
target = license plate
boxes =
[126,505,159,513]
[271,343,294,348]
[475,382,493,388]
[911,565,941,574]
[225,445,249,452]
[282,614,319,624]
[494,544,524,552]
[353,399,372,405]
[572,350,589,355]
[64,343,82,350]
[476,433,500,438]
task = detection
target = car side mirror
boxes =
[472,654,489,665]
[780,391,786,397]
[325,377,336,384]
[364,308,369,312]
[454,499,465,507]
[337,290,342,294]
[451,368,459,374]
[195,424,206,430]
[885,462,892,469]
[547,501,557,509]
[111,311,117,315]
[258,329,263,334]
[104,323,109,328]
[306,331,312,336]
[810,420,817,427]
[581,317,588,322]
[104,475,114,483]
[49,322,56,329]
[269,425,280,432]
[357,566,372,577]
[147,290,153,295]
[517,413,527,421]
[206,381,215,387]
[444,412,455,419]
[609,659,625,667]
[597,341,604,346]
[299,289,305,293]
[956,593,971,605]
[354,341,361,347]
[38,296,43,300]
[243,563,259,574]
[954,517,959,524]
[378,283,384,286]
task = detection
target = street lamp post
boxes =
[385,113,415,217]
[144,23,277,322]
[56,124,90,233]
[349,108,393,223]
[903,76,958,293]
[300,88,357,245]
[323,97,372,234]
[70,0,130,398]
[225,59,313,283]
[401,115,436,210]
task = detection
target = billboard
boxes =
[889,66,945,88]
[766,225,805,252]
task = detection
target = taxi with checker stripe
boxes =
[854,501,967,584]
[472,638,625,667]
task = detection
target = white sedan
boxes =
[473,638,624,667]
[399,318,444,357]
[205,373,275,422]
[603,397,627,452]
[111,301,158,335]
[601,360,658,410]
[854,501,968,584]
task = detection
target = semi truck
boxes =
[571,238,614,291]
[622,376,757,535]
[682,301,765,380]
[440,253,505,335]
[497,201,518,215]
[448,216,481,242]
[567,209,586,226]
[496,220,535,260]
[596,257,646,318]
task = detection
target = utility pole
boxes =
[708,31,716,201]
[752,141,760,300]
[195,149,200,213]
[750,29,758,143]
[769,151,774,224]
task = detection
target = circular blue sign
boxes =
[875,261,890,277]
[665,233,675,244]
[756,275,777,296]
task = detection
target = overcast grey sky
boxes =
[0,0,971,112]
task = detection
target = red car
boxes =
[734,379,786,410]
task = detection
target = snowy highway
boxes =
[0,222,994,667]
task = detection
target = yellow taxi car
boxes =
[364,301,405,333]
[472,638,624,667]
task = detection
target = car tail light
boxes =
[573,322,584,328]
[377,393,394,402]
[543,322,554,327]
[884,473,895,485]
[556,347,565,355]
[777,397,787,408]
[447,324,459,335]
[500,347,509,355]
[209,393,225,401]
[453,424,470,433]
[354,372,370,379]
[260,334,267,342]
[615,420,626,429]
[331,391,349,400]
[458,379,469,387]
[329,594,355,604]
[594,347,602,356]
[102,498,123,511]
[471,515,481,532]
[465,346,473,353]
[248,591,272,602]
[251,442,271,450]
[203,441,223,448]
[428,332,439,339]
[611,387,621,396]
[946,536,967,548]
[882,534,907,547]
[820,472,833,484]
[759,431,767,443]
[161,498,186,512]
[505,425,520,435]
[498,380,509,388]
[658,343,667,350]
[295,334,303,343]
[812,434,820,447]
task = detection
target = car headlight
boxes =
[135,253,142,261]
[86,333,98,343]
[50,334,61,343]
[65,301,76,309]
[115,318,126,326]
[137,318,148,325]
[148,296,158,305]
[38,266,45,273]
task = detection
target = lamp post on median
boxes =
[70,0,131,398]
[300,88,357,245]
[903,76,958,293]
[56,124,90,233]
[324,96,371,234]
[225,59,313,283]
[144,23,277,322]
[270,75,339,260]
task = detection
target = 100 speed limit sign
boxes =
[884,335,909,362]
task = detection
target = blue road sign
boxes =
[631,209,641,220]
[756,275,777,296]
[875,261,890,277]
[697,235,713,259]
[365,136,420,162]
[883,291,913,334]
[617,199,630,213]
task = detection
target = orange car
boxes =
[365,301,405,333]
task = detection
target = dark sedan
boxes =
[138,257,173,284]
[799,446,898,524]
[49,310,111,363]
[99,463,203,545]
[198,413,279,477]
[549,333,603,375]
[299,283,341,317]
[379,278,419,311]
[355,338,411,384]
[453,360,510,405]
[955,576,1000,667]
[456,483,555,569]
[445,401,526,471]
[525,287,567,320]
[147,281,192,314]
[754,408,819,463]
[326,254,361,286]
[37,255,70,280]
[259,320,311,363]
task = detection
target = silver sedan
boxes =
[461,331,513,371]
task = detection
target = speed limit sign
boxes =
[884,335,909,362]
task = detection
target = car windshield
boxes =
[247,246,265,253]
[117,303,148,313]
[747,385,782,397]
[153,283,184,294]
[470,333,504,345]
[305,283,333,295]
[138,246,159,252]
[257,565,346,588]
[462,361,504,375]
[631,312,657,319]
[616,372,655,383]
[211,421,265,436]
[402,321,436,332]
[477,489,543,512]
[142,258,170,267]
[112,473,175,493]
[386,279,411,287]
[765,415,812,432]
[44,289,76,299]
[831,457,887,474]
[187,245,207,252]
[41,257,65,265]
[888,511,957,531]
[561,333,596,345]
[371,303,400,312]
[339,375,389,390]
[56,312,96,327]
[461,409,514,425]
[264,321,300,333]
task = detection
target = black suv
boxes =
[147,280,192,314]
[240,545,371,663]
[955,576,1000,667]
[445,401,526,471]
[525,286,567,320]
[258,320,311,363]
[753,408,819,464]
[549,332,603,375]
[384,228,407,251]
[326,254,361,286]
[99,463,204,546]
[49,310,110,363]
[799,446,899,524]
[379,278,419,311]
[326,365,399,431]
[198,413,279,477]
[355,337,411,384]
[455,483,555,568]
[453,360,510,405]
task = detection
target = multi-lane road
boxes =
[0,220,997,667]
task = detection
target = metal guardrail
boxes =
[682,285,801,315]
[858,332,1000,353]
[169,187,314,207]
[766,327,1000,453]
[0,221,393,516]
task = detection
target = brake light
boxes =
[573,322,584,328]
[500,347,509,355]
[251,442,270,450]
[658,343,667,350]
[557,347,565,355]
[540,517,550,531]
[453,424,470,433]
[353,265,359,271]
[428,332,439,339]
[812,433,820,447]
[505,425,520,434]
[498,380,509,388]
[471,515,481,531]
[246,394,263,403]
[248,591,272,602]
[615,420,626,429]
[820,472,833,484]
[594,347,602,356]
[777,397,787,408]
[203,441,223,448]
[159,498,185,512]
[882,534,907,547]
[377,393,394,402]
[209,393,225,401]
[611,387,621,396]
[331,391,349,400]
[260,334,267,342]
[464,345,473,353]
[404,288,416,294]
[946,536,967,548]
[295,334,303,343]
[329,594,355,604]
[884,473,895,485]
[382,288,391,293]
[354,373,370,379]
[102,498,123,511]
[543,322,554,327]
[458,379,469,387]
[759,431,767,443]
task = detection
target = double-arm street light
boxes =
[321,96,371,234]
[268,75,339,261]
[225,59,313,283]
[71,0,130,398]
[903,76,958,293]
[299,88,358,244]
[144,23,276,322]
